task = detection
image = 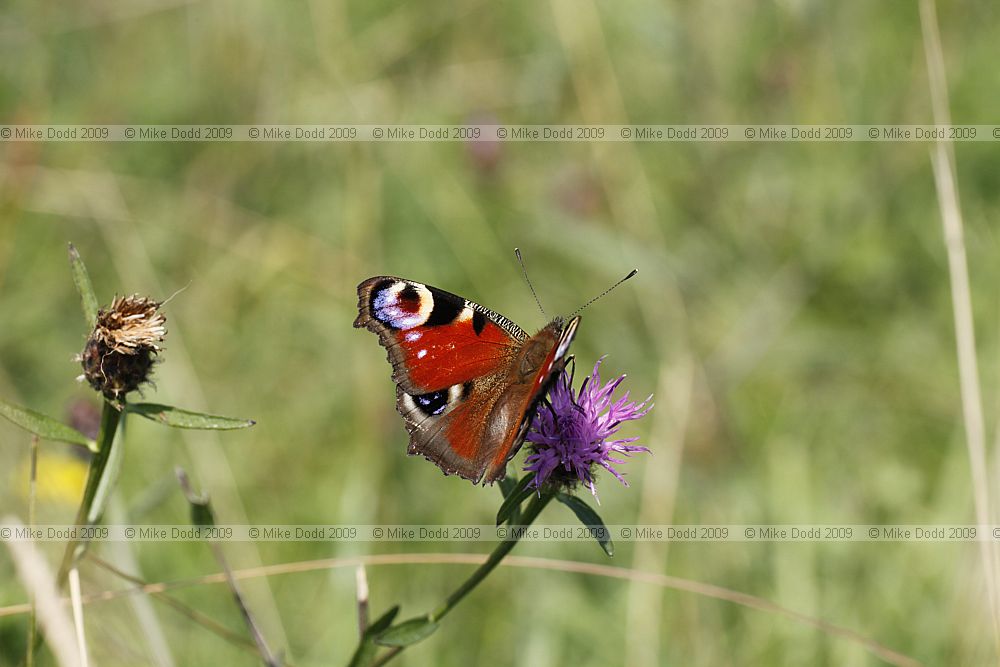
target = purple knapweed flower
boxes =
[524,357,652,500]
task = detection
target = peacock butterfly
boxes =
[354,276,579,484]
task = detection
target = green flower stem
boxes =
[56,400,121,587]
[369,489,554,667]
[430,490,554,623]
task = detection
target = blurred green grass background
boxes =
[2,0,1000,664]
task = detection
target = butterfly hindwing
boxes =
[395,376,501,481]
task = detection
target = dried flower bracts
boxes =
[79,295,166,399]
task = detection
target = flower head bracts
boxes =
[524,357,651,500]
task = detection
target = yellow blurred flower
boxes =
[14,448,89,505]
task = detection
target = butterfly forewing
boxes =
[355,277,525,393]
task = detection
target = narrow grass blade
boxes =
[176,468,281,666]
[127,403,255,430]
[557,493,614,557]
[68,243,98,329]
[3,516,82,667]
[176,468,215,528]
[68,568,89,667]
[374,616,439,647]
[27,438,38,667]
[0,400,94,450]
[356,565,370,638]
[88,554,257,659]
[495,472,535,525]
[348,606,400,667]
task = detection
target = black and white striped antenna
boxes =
[515,247,637,318]
[569,269,638,317]
[514,248,547,318]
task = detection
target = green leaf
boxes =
[127,403,256,430]
[189,498,215,528]
[498,473,518,499]
[68,243,99,329]
[347,606,400,667]
[495,471,535,526]
[367,606,400,636]
[497,473,520,523]
[557,493,614,557]
[0,399,95,450]
[374,616,440,647]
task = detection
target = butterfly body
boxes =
[354,276,579,484]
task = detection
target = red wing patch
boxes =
[395,318,515,393]
[356,276,525,394]
[443,401,482,461]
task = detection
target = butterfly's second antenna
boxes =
[569,268,638,317]
[514,248,547,318]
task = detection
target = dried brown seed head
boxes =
[81,295,166,399]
